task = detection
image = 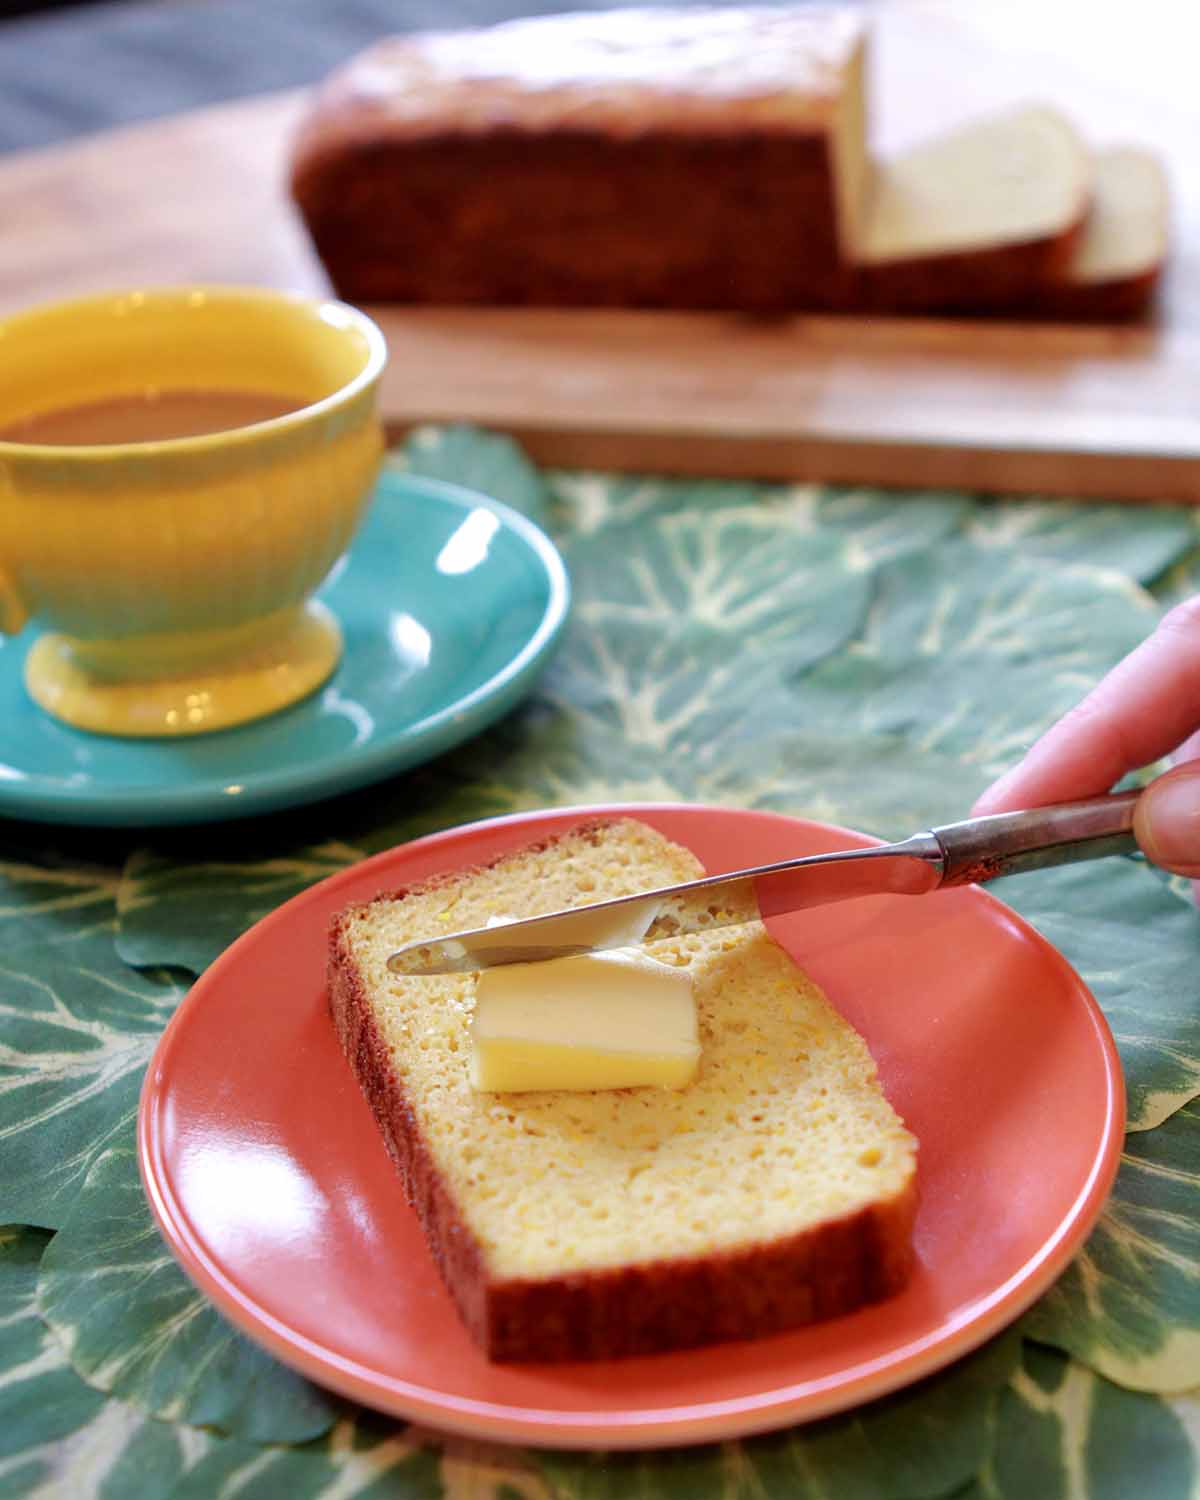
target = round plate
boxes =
[0,474,569,826]
[138,804,1124,1450]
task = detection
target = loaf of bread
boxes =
[290,6,870,312]
[328,817,918,1362]
[289,5,1165,319]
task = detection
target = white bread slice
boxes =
[1033,146,1168,319]
[853,105,1090,311]
[328,817,918,1362]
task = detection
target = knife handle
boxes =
[930,789,1142,888]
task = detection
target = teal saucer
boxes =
[0,473,569,827]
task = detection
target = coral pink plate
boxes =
[138,803,1124,1450]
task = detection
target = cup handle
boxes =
[0,564,28,635]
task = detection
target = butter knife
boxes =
[386,791,1141,976]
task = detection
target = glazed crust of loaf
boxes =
[327,820,918,1363]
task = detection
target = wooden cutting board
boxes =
[2,0,1199,501]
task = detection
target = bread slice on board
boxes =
[328,817,918,1362]
[1031,145,1169,319]
[852,105,1090,311]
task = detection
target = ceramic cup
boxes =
[0,286,387,736]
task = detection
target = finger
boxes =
[1134,758,1200,878]
[1172,727,1200,767]
[974,596,1200,815]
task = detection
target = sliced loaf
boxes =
[328,817,919,1362]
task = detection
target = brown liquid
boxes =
[0,388,305,445]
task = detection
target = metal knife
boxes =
[386,790,1142,976]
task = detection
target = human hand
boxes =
[973,595,1200,883]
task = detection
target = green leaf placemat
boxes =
[399,423,553,530]
[960,1344,1197,1500]
[0,1223,231,1497]
[1021,1099,1200,1393]
[38,1144,338,1441]
[537,1330,1021,1500]
[996,860,1200,1131]
[0,918,184,1228]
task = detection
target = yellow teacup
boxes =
[0,286,387,736]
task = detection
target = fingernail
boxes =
[1138,767,1200,873]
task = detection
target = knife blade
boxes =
[386,790,1141,976]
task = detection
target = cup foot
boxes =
[25,602,342,737]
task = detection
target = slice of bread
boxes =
[852,105,1090,311]
[1031,146,1168,320]
[328,817,918,1362]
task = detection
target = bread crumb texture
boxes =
[332,819,917,1283]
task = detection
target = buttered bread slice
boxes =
[328,818,918,1362]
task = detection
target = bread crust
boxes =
[484,1178,917,1361]
[966,264,1164,323]
[1034,267,1164,320]
[291,127,851,312]
[329,913,494,1340]
[327,821,918,1363]
[852,215,1088,314]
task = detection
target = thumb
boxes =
[1134,760,1200,877]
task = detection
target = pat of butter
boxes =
[470,949,699,1093]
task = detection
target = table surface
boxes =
[2,3,1200,1498]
